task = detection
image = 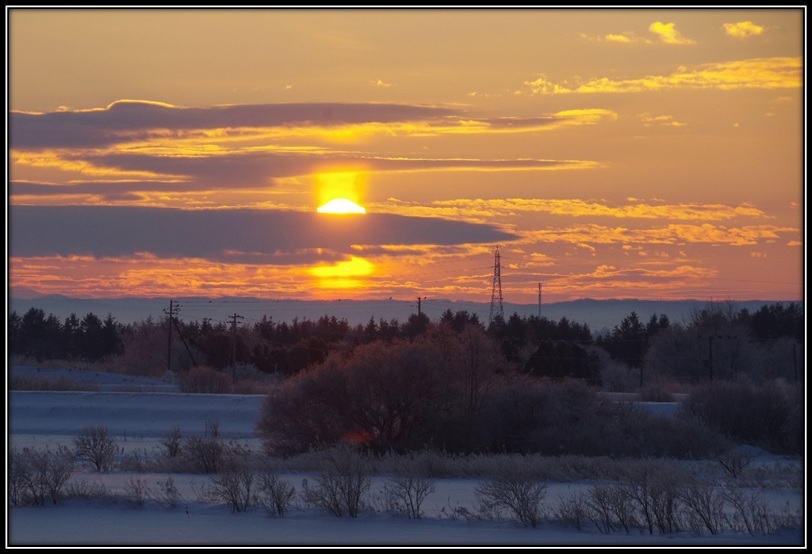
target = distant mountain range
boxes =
[7,295,797,336]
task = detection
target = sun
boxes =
[317,198,366,214]
[314,169,367,214]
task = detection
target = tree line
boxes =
[8,301,803,385]
[8,301,804,459]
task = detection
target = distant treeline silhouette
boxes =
[8,301,803,385]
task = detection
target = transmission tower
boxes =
[489,247,504,324]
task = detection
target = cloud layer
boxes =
[10,205,518,264]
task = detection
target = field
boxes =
[6,365,805,547]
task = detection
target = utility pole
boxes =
[538,282,542,318]
[163,300,179,373]
[417,297,424,317]
[230,312,244,376]
[700,334,738,382]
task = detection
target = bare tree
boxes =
[9,446,75,506]
[208,460,254,513]
[554,491,588,530]
[723,485,777,535]
[256,471,296,516]
[183,435,224,474]
[620,458,685,535]
[382,457,436,519]
[301,445,371,518]
[679,480,726,535]
[583,484,618,534]
[73,425,118,472]
[474,462,548,528]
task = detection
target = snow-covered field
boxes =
[6,366,806,547]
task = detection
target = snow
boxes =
[6,366,806,547]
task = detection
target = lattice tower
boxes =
[489,247,504,324]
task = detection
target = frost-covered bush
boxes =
[208,460,254,513]
[474,460,548,528]
[301,445,372,518]
[177,365,232,394]
[256,471,296,517]
[9,446,75,506]
[381,456,436,519]
[681,378,803,455]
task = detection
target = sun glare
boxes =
[317,198,367,214]
[315,169,367,214]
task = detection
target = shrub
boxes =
[718,448,753,479]
[301,446,371,518]
[257,327,506,456]
[208,461,254,513]
[681,378,803,455]
[554,492,588,530]
[619,458,686,535]
[637,381,676,402]
[123,476,151,507]
[381,457,436,519]
[160,426,183,458]
[178,365,233,394]
[582,484,625,534]
[9,446,75,506]
[474,460,548,528]
[63,479,111,501]
[73,425,118,472]
[183,435,224,474]
[151,476,182,509]
[256,471,296,516]
[8,374,99,392]
[678,480,726,535]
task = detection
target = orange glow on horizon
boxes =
[309,256,374,279]
[308,255,376,290]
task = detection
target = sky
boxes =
[7,366,805,547]
[6,7,805,304]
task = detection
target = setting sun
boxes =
[317,198,367,214]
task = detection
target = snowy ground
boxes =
[6,366,806,547]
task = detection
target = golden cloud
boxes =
[649,21,697,45]
[524,223,796,247]
[639,114,687,128]
[582,31,652,44]
[12,150,175,180]
[523,57,801,94]
[377,198,769,223]
[722,21,765,39]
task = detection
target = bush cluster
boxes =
[680,378,803,455]
[9,424,801,539]
[258,353,732,459]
